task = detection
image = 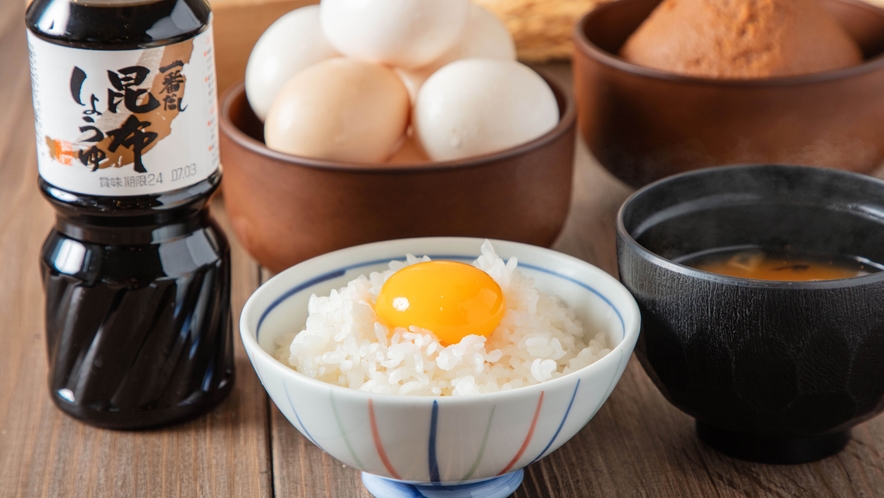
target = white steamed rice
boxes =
[274,241,611,396]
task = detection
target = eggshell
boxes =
[320,0,470,69]
[396,5,516,101]
[394,68,426,103]
[387,134,431,164]
[413,59,559,162]
[265,58,410,163]
[439,5,516,64]
[245,6,340,121]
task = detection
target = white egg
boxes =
[320,0,470,69]
[413,59,559,162]
[396,5,516,101]
[246,5,340,121]
[438,5,516,65]
[264,58,410,163]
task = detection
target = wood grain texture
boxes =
[5,3,884,497]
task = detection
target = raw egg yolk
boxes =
[374,261,506,345]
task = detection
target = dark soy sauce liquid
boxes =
[679,246,884,282]
[27,0,234,429]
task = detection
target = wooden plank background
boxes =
[4,1,884,496]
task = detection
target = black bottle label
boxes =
[28,23,219,196]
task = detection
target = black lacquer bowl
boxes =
[616,164,884,464]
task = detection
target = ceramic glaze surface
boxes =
[361,470,524,498]
[240,238,640,485]
[617,165,884,463]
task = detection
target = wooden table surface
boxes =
[4,3,884,497]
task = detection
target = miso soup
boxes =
[679,247,884,282]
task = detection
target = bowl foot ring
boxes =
[361,469,524,498]
[696,421,850,464]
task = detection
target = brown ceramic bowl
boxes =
[219,75,576,273]
[574,0,884,187]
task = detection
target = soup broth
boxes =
[679,247,883,281]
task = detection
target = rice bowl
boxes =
[240,237,640,490]
[274,241,611,396]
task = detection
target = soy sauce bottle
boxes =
[26,0,234,429]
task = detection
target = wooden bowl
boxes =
[617,164,884,463]
[574,0,884,187]
[218,76,576,273]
